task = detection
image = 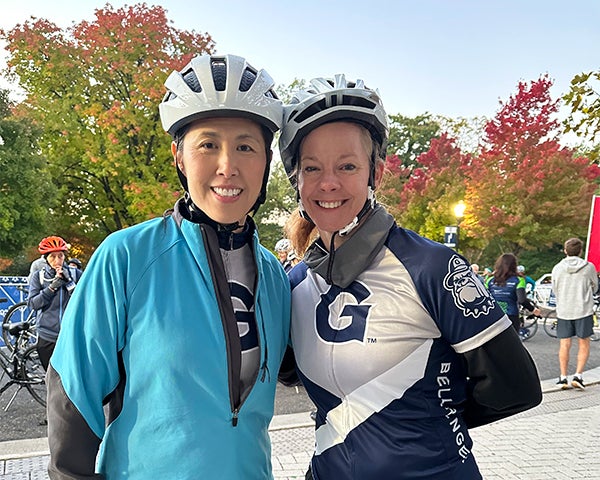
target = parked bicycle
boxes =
[543,294,600,341]
[1,286,37,352]
[0,298,46,410]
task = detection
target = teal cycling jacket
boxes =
[47,209,291,479]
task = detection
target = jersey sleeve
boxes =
[47,234,129,478]
[387,228,510,352]
[461,327,542,428]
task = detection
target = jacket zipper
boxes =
[200,225,242,427]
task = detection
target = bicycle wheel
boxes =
[520,314,538,340]
[591,311,600,342]
[2,302,37,352]
[20,345,47,407]
[543,310,558,338]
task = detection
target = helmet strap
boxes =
[339,189,376,237]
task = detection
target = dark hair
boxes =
[492,253,518,286]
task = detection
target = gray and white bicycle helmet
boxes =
[278,74,388,187]
[275,238,292,252]
[159,54,283,216]
[160,54,282,137]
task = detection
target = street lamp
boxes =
[453,201,466,252]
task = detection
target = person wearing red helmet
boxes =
[27,236,82,370]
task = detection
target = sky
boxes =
[1,0,599,121]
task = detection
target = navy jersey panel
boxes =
[290,224,510,479]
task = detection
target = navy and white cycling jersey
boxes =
[289,223,511,480]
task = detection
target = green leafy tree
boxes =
[434,115,488,154]
[0,88,55,257]
[254,161,297,252]
[1,3,215,246]
[387,113,441,169]
[563,70,600,147]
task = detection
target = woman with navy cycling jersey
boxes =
[486,253,541,333]
[278,75,542,480]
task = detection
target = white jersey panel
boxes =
[291,247,441,398]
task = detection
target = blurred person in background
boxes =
[517,264,536,299]
[486,254,541,338]
[552,237,599,390]
[275,238,299,272]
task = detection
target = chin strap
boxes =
[338,187,376,237]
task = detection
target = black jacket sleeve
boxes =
[47,365,104,479]
[277,346,301,387]
[516,288,536,311]
[461,326,542,429]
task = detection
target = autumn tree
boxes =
[0,88,55,257]
[393,133,472,246]
[465,75,600,254]
[1,3,215,246]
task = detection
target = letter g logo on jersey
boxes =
[315,281,372,344]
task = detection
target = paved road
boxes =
[2,324,599,443]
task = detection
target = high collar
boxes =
[172,197,255,250]
[303,204,395,288]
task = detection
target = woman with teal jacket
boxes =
[46,54,291,479]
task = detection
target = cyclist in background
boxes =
[27,236,82,371]
[46,54,291,479]
[67,258,83,270]
[486,254,541,338]
[275,238,298,272]
[517,264,536,299]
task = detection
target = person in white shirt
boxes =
[552,237,600,390]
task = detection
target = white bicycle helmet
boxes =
[159,54,282,136]
[159,54,283,217]
[275,238,292,252]
[278,74,388,184]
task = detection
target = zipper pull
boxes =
[260,359,270,383]
[232,408,239,427]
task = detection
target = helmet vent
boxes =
[294,98,328,123]
[342,94,376,110]
[239,67,257,92]
[211,59,227,91]
[182,69,202,93]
